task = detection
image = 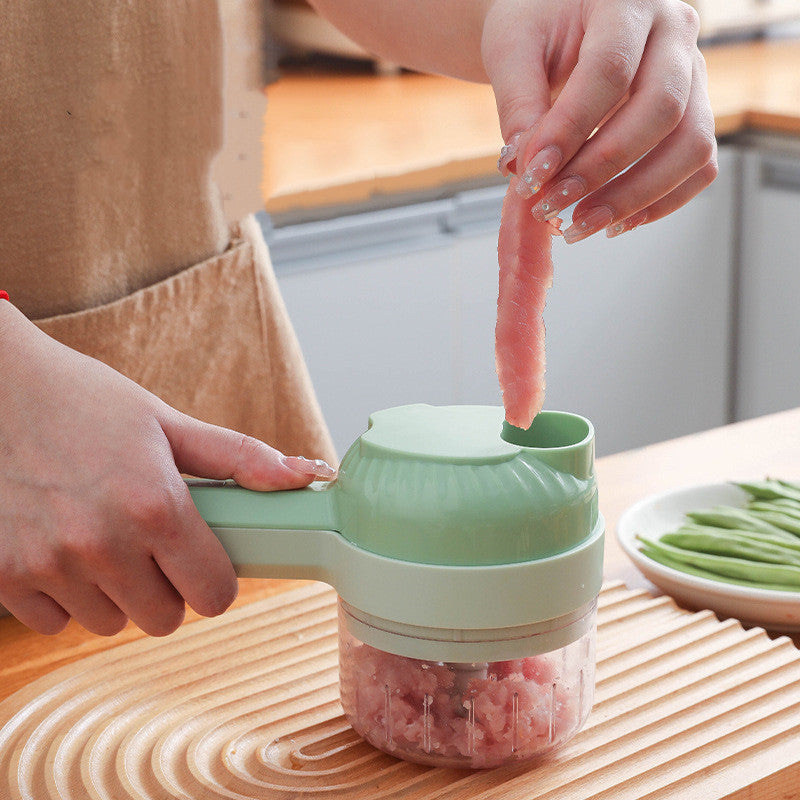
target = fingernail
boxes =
[606,222,626,238]
[519,146,562,194]
[497,132,522,177]
[514,175,535,198]
[605,210,648,238]
[563,206,614,244]
[531,176,587,222]
[282,455,338,480]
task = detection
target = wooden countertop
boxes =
[3,406,800,708]
[262,38,800,216]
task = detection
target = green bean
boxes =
[685,506,790,537]
[660,528,800,567]
[631,478,800,593]
[679,520,798,544]
[678,522,800,549]
[746,509,800,535]
[637,536,800,587]
[749,499,800,520]
[638,541,800,593]
[736,480,800,503]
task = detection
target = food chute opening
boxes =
[501,409,592,449]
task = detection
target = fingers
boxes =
[0,401,337,637]
[0,530,128,635]
[162,410,336,490]
[561,55,716,243]
[97,556,187,637]
[605,160,719,238]
[0,591,70,636]
[511,0,656,192]
[491,0,713,236]
[110,472,240,622]
[47,583,129,637]
[528,17,696,220]
[0,509,184,636]
[156,411,341,620]
[0,462,233,635]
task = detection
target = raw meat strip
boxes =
[496,176,560,429]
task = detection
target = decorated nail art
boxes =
[497,132,522,177]
[515,175,535,198]
[605,209,649,238]
[563,206,614,244]
[283,455,338,480]
[531,176,587,221]
[515,145,562,199]
[522,145,561,186]
[606,222,626,238]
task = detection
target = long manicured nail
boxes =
[515,174,535,197]
[563,206,614,244]
[531,176,587,221]
[282,455,338,480]
[606,210,649,238]
[515,145,562,198]
[606,222,626,238]
[497,132,522,177]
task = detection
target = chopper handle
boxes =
[185,476,605,633]
[187,480,342,582]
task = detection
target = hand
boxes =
[0,303,335,637]
[484,0,717,242]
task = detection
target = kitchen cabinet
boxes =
[267,203,458,456]
[269,146,736,457]
[687,0,800,38]
[735,137,800,420]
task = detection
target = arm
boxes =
[306,0,492,82]
[308,0,717,241]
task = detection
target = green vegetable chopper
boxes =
[189,404,604,768]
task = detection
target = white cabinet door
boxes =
[736,146,800,421]
[451,146,737,455]
[274,145,736,458]
[275,207,456,456]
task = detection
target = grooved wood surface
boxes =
[2,581,799,799]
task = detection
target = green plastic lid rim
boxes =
[501,409,594,451]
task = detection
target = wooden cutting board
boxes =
[1,581,799,799]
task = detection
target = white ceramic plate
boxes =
[616,482,800,632]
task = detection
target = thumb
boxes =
[161,410,337,490]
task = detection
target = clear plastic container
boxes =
[338,600,596,769]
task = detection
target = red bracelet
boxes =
[0,291,9,302]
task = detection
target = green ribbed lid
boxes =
[189,405,604,654]
[333,405,598,566]
[191,405,598,568]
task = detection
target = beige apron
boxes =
[1,1,336,464]
[33,216,336,463]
